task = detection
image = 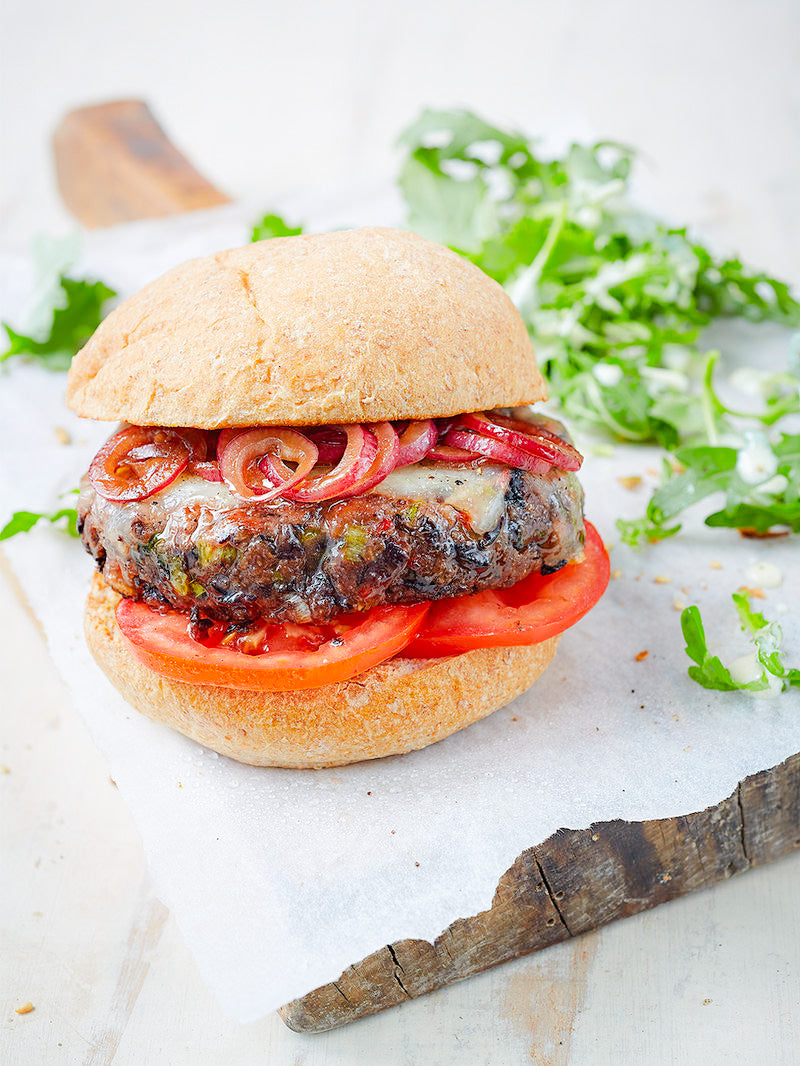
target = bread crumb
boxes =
[511,716,518,722]
[611,567,623,580]
[0,764,10,774]
[709,560,722,570]
[414,861,420,867]
[738,586,765,599]
[15,1003,34,1015]
[54,426,71,446]
[653,575,672,585]
[635,650,649,662]
[617,476,642,491]
[702,998,712,1006]
[673,597,686,611]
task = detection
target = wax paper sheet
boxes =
[1,194,798,1022]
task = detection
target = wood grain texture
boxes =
[52,100,230,227]
[279,752,800,1031]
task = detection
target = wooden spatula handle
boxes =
[52,99,231,228]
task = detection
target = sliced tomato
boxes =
[115,598,429,691]
[402,522,609,658]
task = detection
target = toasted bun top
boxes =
[66,227,546,428]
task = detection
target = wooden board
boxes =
[48,99,800,1033]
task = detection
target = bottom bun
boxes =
[85,573,560,768]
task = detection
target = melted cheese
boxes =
[96,465,511,538]
[373,462,511,534]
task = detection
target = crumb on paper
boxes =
[15,1003,34,1015]
[646,467,658,477]
[709,560,723,570]
[611,567,623,580]
[653,574,672,585]
[511,716,518,722]
[669,460,686,474]
[414,862,420,867]
[617,475,642,491]
[0,764,10,774]
[366,791,372,796]
[738,585,765,599]
[673,597,686,611]
[54,426,71,446]
[702,998,712,1006]
[635,650,649,662]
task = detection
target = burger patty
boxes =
[78,461,585,625]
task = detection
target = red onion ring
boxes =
[283,424,378,502]
[395,419,437,467]
[303,427,347,464]
[337,422,400,497]
[445,429,551,474]
[89,426,192,502]
[219,428,318,501]
[192,461,224,483]
[427,442,481,462]
[461,412,583,471]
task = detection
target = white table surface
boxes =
[2,1,799,1062]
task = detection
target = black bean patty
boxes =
[79,462,584,624]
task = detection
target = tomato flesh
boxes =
[115,598,429,691]
[401,522,609,658]
[114,523,608,689]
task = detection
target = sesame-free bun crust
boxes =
[66,227,546,428]
[85,573,559,768]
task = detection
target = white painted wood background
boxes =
[2,1,799,1061]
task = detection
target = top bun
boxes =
[66,227,546,428]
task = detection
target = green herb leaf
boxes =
[397,109,800,542]
[2,277,116,370]
[251,213,304,243]
[681,593,799,694]
[0,506,79,541]
[681,605,744,691]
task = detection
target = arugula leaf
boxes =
[681,606,745,691]
[1,277,116,371]
[0,507,79,541]
[251,213,304,243]
[397,109,800,540]
[681,593,799,694]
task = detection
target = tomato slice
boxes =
[402,522,609,658]
[115,598,429,691]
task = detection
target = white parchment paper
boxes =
[1,196,798,1022]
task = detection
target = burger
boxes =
[66,227,608,768]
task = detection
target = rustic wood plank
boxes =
[52,100,230,227]
[278,752,800,1032]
